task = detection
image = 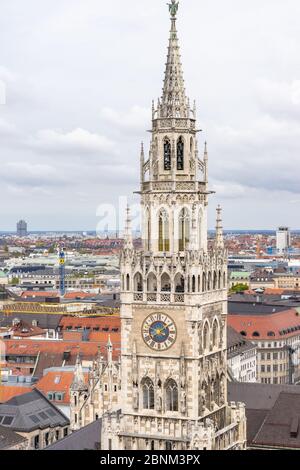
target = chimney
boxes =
[290,417,299,438]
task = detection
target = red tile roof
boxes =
[3,338,121,360]
[59,315,120,330]
[35,370,88,405]
[228,309,300,340]
[21,291,58,298]
[63,292,95,300]
[263,288,286,295]
[0,385,32,404]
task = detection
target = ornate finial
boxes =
[168,0,179,18]
[124,205,133,250]
[215,205,224,250]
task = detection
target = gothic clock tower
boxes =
[101,1,246,451]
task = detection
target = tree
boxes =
[10,277,20,286]
[229,283,249,294]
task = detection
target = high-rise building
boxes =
[16,220,27,237]
[276,227,291,254]
[98,1,246,450]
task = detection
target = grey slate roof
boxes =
[228,301,289,316]
[227,326,256,358]
[0,389,69,432]
[228,382,300,448]
[0,424,27,450]
[252,392,300,448]
[0,312,62,330]
[45,419,101,450]
[228,381,300,410]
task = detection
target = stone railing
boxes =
[133,293,143,302]
[160,293,171,302]
[214,422,240,450]
[132,292,187,304]
[147,293,157,302]
[174,293,185,303]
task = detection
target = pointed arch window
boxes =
[179,208,190,251]
[164,138,171,171]
[142,378,154,410]
[145,209,151,251]
[165,379,178,411]
[126,274,130,291]
[177,137,184,170]
[203,322,210,351]
[212,320,219,348]
[158,209,170,252]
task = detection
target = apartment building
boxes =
[228,304,300,384]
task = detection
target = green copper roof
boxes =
[230,271,251,279]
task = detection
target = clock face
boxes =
[142,313,177,351]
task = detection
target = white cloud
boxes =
[255,78,300,119]
[0,0,299,229]
[27,128,117,156]
[100,106,150,131]
[0,117,16,135]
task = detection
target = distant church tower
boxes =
[101,1,246,450]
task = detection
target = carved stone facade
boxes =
[77,0,246,450]
[70,343,120,431]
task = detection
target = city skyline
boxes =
[0,0,300,230]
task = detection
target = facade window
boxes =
[126,274,130,291]
[158,209,170,252]
[202,273,206,292]
[134,272,143,292]
[165,379,178,411]
[212,320,219,348]
[164,138,171,170]
[178,208,190,251]
[177,137,184,170]
[192,275,196,293]
[142,378,155,410]
[203,322,210,351]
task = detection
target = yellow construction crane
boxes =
[1,302,119,318]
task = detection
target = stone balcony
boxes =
[132,289,226,306]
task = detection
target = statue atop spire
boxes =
[161,0,188,118]
[168,0,179,18]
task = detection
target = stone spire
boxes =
[107,335,113,365]
[124,205,133,250]
[215,205,224,249]
[161,1,188,118]
[140,142,145,190]
[204,142,208,184]
[71,353,87,391]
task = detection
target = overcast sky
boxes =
[0,0,300,232]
